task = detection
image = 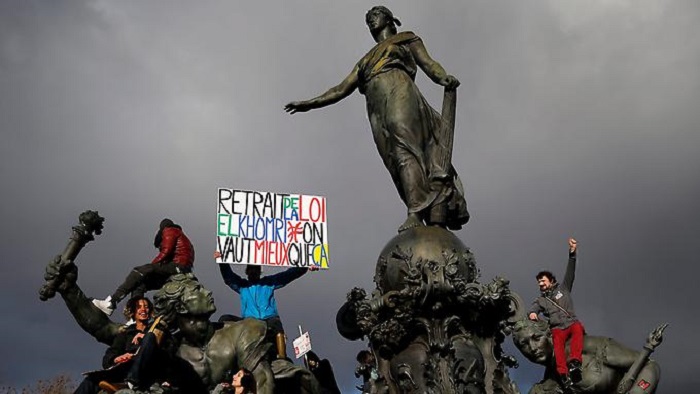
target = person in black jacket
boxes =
[528,237,584,386]
[306,351,341,394]
[74,296,171,393]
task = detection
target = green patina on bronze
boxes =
[286,6,468,232]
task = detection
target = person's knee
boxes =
[142,331,157,344]
[133,264,152,276]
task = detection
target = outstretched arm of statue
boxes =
[39,211,119,345]
[409,39,460,89]
[44,255,121,346]
[284,65,360,114]
[615,324,667,393]
[599,339,639,369]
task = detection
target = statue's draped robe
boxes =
[357,31,469,229]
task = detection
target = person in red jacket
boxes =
[93,219,195,316]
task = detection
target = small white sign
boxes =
[293,331,312,359]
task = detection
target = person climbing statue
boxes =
[215,251,316,359]
[528,237,584,388]
[93,218,194,316]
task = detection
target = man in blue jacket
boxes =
[215,251,314,358]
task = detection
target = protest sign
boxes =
[216,188,329,268]
[293,331,312,359]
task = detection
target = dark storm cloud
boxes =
[1,1,698,392]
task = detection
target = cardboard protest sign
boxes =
[293,331,312,359]
[216,188,329,268]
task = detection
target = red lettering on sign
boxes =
[254,240,266,264]
[298,196,325,222]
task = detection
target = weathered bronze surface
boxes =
[290,7,522,393]
[40,211,320,394]
[337,226,520,394]
[39,210,104,302]
[286,6,469,232]
[39,7,668,393]
[511,319,666,394]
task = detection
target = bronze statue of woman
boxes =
[285,6,469,232]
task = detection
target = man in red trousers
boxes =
[529,237,584,387]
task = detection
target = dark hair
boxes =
[159,218,175,229]
[239,368,256,393]
[123,296,153,320]
[154,218,177,248]
[536,270,556,283]
[512,318,550,337]
[245,265,262,279]
[356,350,373,364]
[306,351,321,364]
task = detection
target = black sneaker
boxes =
[568,359,583,383]
[559,374,575,393]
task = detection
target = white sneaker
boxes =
[92,296,115,316]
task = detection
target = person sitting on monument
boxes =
[306,351,341,394]
[93,218,195,316]
[75,296,173,394]
[512,319,665,394]
[214,251,315,358]
[528,237,584,387]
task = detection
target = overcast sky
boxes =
[1,1,699,392]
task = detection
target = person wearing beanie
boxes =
[93,218,195,316]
